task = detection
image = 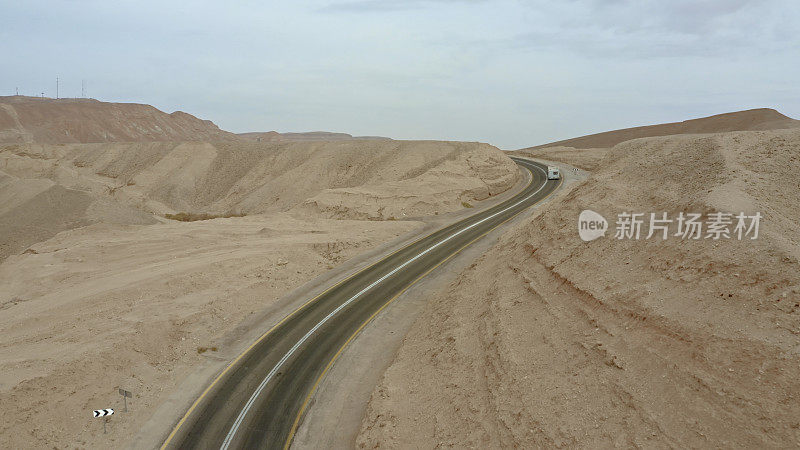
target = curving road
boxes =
[161,157,560,450]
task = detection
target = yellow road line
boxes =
[159,165,537,448]
[160,221,440,448]
[282,172,562,449]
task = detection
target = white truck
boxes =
[547,165,560,180]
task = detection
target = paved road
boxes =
[162,157,560,450]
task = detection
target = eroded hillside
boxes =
[518,108,800,152]
[0,96,236,144]
[0,140,517,259]
[360,128,800,448]
[0,132,523,448]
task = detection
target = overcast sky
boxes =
[2,0,798,148]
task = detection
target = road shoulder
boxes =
[290,160,570,449]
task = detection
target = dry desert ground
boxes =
[2,97,800,449]
[359,116,800,448]
[0,97,521,448]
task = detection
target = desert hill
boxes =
[0,96,519,261]
[0,169,156,261]
[0,109,520,447]
[361,125,800,447]
[0,202,421,449]
[0,95,394,146]
[0,96,237,144]
[0,139,517,260]
[238,131,391,142]
[520,108,800,150]
[237,131,283,142]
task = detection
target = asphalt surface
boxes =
[162,157,559,450]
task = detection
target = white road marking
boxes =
[219,162,547,449]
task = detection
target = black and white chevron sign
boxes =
[93,409,114,418]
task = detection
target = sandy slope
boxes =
[0,140,517,261]
[0,140,515,217]
[0,169,156,260]
[0,96,237,144]
[518,108,800,151]
[295,143,517,220]
[513,146,609,171]
[513,108,800,172]
[359,128,800,448]
[0,131,520,448]
[0,214,420,448]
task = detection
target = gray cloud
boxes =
[319,0,487,13]
[502,0,799,59]
[1,0,798,149]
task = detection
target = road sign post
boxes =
[93,408,114,434]
[119,388,132,412]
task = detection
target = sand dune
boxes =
[360,128,800,448]
[0,96,236,144]
[519,108,800,151]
